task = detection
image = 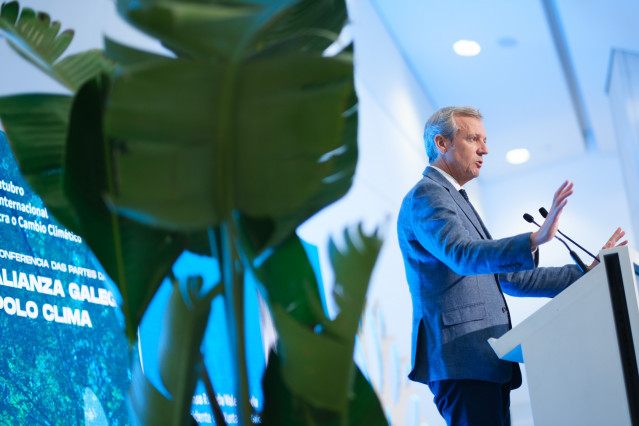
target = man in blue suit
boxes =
[397,106,626,425]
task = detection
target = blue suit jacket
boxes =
[397,167,582,385]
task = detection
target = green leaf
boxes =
[0,94,77,227]
[0,2,113,92]
[0,94,71,174]
[253,233,326,327]
[0,1,18,24]
[325,224,384,341]
[116,0,300,60]
[107,1,356,251]
[157,275,214,425]
[53,49,115,91]
[63,76,191,340]
[343,365,388,426]
[261,351,388,426]
[129,359,179,426]
[257,224,383,412]
[104,36,171,66]
[129,275,212,426]
[271,304,354,411]
[0,1,72,63]
[254,0,349,55]
[104,51,356,247]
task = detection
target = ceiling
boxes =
[3,0,639,183]
[369,0,639,181]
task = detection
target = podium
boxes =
[488,245,639,425]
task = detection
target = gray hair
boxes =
[424,106,483,162]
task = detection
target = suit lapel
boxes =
[423,167,490,240]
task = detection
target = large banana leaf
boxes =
[115,0,348,60]
[256,225,384,415]
[253,0,349,55]
[101,0,356,252]
[325,224,384,341]
[104,51,356,246]
[261,352,387,426]
[63,77,192,340]
[104,36,172,66]
[0,1,113,91]
[115,0,299,60]
[252,233,326,327]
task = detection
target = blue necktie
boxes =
[459,189,492,239]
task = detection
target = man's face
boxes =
[439,115,488,186]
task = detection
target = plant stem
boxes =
[220,220,252,426]
[103,134,129,339]
[201,356,227,426]
[302,401,318,426]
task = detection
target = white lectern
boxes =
[489,245,639,426]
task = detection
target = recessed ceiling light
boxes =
[506,148,530,164]
[453,40,481,56]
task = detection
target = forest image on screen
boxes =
[0,131,130,424]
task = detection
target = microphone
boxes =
[538,207,597,260]
[523,213,589,273]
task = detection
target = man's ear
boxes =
[435,134,448,154]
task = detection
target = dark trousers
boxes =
[427,379,512,426]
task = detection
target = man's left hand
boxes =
[588,227,628,269]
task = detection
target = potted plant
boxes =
[0,1,387,424]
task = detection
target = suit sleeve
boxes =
[409,182,536,276]
[499,264,583,297]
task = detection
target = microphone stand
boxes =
[523,213,589,273]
